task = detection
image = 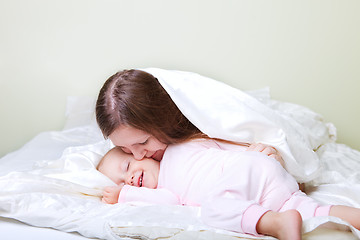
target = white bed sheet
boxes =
[0,125,359,240]
[0,217,91,240]
[1,69,360,239]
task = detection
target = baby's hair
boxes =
[97,147,123,171]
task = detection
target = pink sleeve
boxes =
[119,185,180,205]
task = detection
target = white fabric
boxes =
[143,68,335,182]
[1,68,360,239]
[1,129,360,239]
[0,217,89,240]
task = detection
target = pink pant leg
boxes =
[279,191,332,219]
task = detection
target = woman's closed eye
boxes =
[139,139,148,145]
[121,147,131,154]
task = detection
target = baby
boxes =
[97,139,360,240]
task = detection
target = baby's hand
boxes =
[246,143,285,168]
[102,185,123,204]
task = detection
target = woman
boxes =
[95,69,284,165]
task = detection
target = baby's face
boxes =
[99,147,160,189]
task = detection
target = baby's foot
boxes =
[276,210,302,240]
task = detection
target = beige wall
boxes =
[1,0,359,157]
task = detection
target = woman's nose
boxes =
[132,147,146,160]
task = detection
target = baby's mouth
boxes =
[139,172,143,187]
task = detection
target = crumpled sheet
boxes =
[1,68,360,239]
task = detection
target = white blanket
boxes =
[1,68,360,239]
[143,68,334,182]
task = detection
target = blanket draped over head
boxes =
[0,68,360,240]
[143,68,332,182]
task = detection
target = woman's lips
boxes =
[151,150,164,161]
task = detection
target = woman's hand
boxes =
[246,143,306,191]
[246,143,285,168]
[102,185,123,204]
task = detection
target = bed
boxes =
[1,68,360,240]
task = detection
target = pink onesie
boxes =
[119,139,331,236]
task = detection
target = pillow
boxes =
[63,96,97,130]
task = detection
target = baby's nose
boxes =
[128,175,134,186]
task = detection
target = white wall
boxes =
[1,0,359,157]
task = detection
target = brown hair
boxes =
[96,69,249,147]
[96,69,205,144]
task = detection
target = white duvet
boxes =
[1,68,360,239]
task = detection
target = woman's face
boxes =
[109,125,167,161]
